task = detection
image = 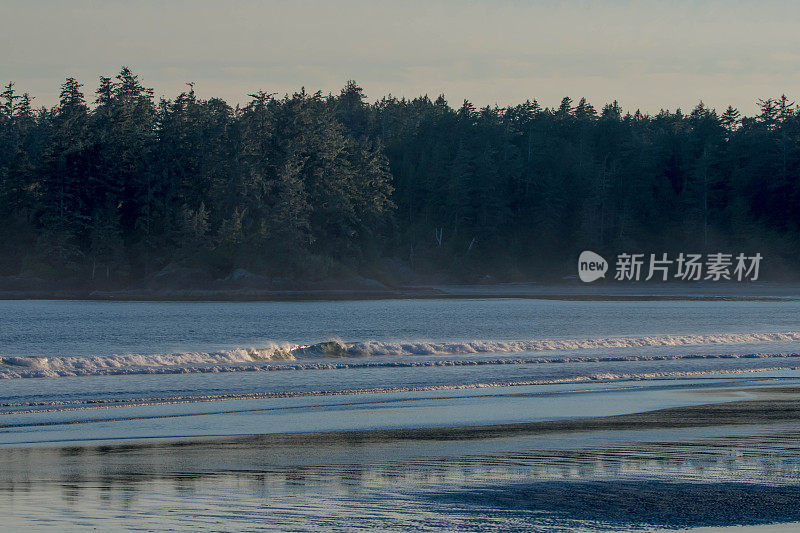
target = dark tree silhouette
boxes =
[0,68,799,283]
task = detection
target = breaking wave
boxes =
[2,331,800,379]
[341,332,800,357]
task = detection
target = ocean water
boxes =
[2,299,800,404]
[2,298,800,531]
[2,298,800,439]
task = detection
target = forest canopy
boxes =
[1,68,799,285]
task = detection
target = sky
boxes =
[3,0,799,115]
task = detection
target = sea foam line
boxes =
[1,366,796,417]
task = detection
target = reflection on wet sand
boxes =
[2,387,800,531]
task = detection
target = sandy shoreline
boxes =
[4,384,798,451]
[120,385,800,445]
[2,282,800,301]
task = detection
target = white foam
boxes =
[343,332,800,356]
[4,364,799,416]
[2,331,799,379]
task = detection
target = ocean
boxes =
[1,298,800,531]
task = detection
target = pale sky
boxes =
[3,0,799,115]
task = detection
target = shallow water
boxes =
[2,412,800,531]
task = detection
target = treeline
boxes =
[1,68,799,284]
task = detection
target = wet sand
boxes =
[77,383,796,447]
[2,385,800,530]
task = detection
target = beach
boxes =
[2,381,800,531]
[2,297,800,530]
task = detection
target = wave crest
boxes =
[2,331,800,379]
